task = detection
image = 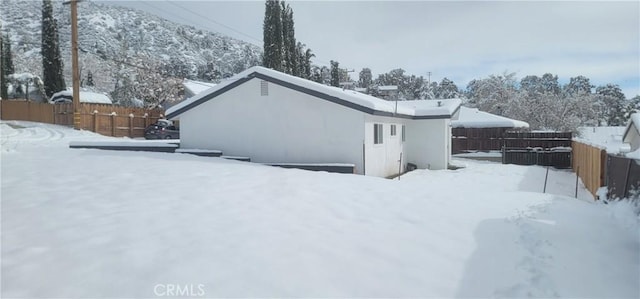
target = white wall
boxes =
[628,128,640,151]
[404,119,450,170]
[363,116,407,177]
[179,78,366,173]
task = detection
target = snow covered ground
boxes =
[2,121,639,298]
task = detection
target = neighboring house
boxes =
[49,90,113,104]
[166,66,461,177]
[623,113,640,158]
[575,126,626,154]
[452,106,529,129]
[451,106,529,154]
[182,79,217,98]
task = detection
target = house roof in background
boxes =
[166,66,461,120]
[49,90,112,104]
[575,126,626,153]
[183,79,217,96]
[451,106,529,129]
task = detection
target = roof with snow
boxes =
[183,79,217,97]
[166,66,461,120]
[451,106,529,128]
[575,126,625,153]
[49,90,112,105]
[623,113,640,143]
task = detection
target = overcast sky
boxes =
[103,0,639,98]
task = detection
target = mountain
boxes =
[0,0,262,97]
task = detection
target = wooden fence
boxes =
[607,155,640,200]
[0,100,165,138]
[452,128,571,154]
[572,141,607,197]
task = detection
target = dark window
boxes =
[402,125,406,142]
[391,124,397,136]
[374,124,383,144]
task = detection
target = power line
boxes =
[162,0,263,45]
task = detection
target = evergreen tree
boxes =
[0,32,5,100]
[564,76,593,96]
[434,78,459,99]
[358,68,373,90]
[86,70,94,87]
[330,60,340,87]
[281,2,297,75]
[302,48,314,79]
[595,84,626,126]
[262,0,284,72]
[1,31,14,99]
[41,0,66,98]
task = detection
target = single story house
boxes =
[623,113,640,158]
[166,66,461,177]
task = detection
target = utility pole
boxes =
[64,0,81,129]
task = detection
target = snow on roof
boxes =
[167,66,461,119]
[395,99,462,117]
[623,113,640,143]
[183,79,217,96]
[575,126,625,153]
[7,73,38,81]
[451,106,529,128]
[378,85,398,91]
[49,90,113,104]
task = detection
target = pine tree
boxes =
[262,0,284,72]
[330,60,340,87]
[0,31,6,100]
[281,2,297,75]
[86,70,94,86]
[595,84,626,126]
[41,0,66,98]
[358,68,373,90]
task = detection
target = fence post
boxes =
[129,113,134,138]
[575,166,579,199]
[144,113,149,128]
[544,166,549,193]
[110,112,116,137]
[92,110,98,132]
[623,159,633,198]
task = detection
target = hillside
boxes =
[0,0,262,96]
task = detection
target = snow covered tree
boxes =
[41,0,66,98]
[465,72,518,115]
[311,65,330,85]
[564,76,594,96]
[595,84,626,126]
[434,77,459,99]
[358,68,373,90]
[262,0,284,72]
[330,60,340,87]
[625,95,640,120]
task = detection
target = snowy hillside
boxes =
[0,0,262,94]
[2,121,638,298]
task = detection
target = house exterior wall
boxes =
[628,128,640,151]
[404,119,450,170]
[179,78,366,173]
[363,115,407,177]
